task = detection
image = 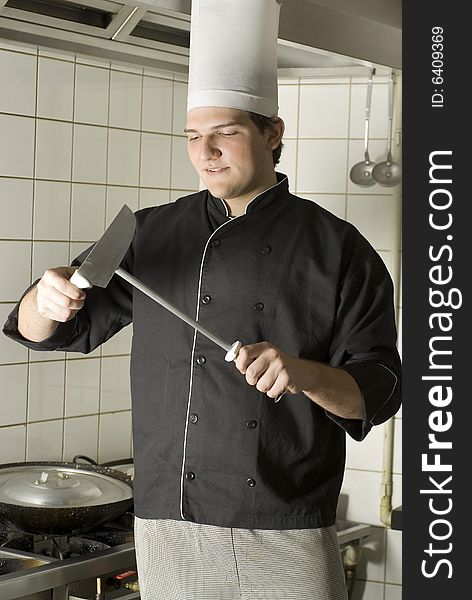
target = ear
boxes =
[266,117,285,150]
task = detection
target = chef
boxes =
[3,0,401,598]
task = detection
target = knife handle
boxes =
[70,270,92,289]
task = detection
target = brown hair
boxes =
[248,112,284,166]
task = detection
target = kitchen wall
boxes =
[276,73,402,600]
[0,37,401,599]
[0,37,200,467]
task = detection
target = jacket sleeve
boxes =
[327,250,402,441]
[2,243,134,355]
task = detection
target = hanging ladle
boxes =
[372,72,402,187]
[350,67,376,186]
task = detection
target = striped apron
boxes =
[134,516,348,600]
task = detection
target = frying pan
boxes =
[73,455,134,480]
[0,461,133,535]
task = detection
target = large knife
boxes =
[70,204,136,289]
[70,204,242,363]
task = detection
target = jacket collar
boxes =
[208,172,289,218]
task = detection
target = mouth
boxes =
[204,167,228,175]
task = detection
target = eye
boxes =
[187,136,199,142]
[219,131,236,137]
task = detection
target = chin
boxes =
[205,182,232,199]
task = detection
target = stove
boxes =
[0,512,373,600]
[0,513,139,600]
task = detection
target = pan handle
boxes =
[73,454,99,466]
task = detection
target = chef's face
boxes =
[185,107,283,205]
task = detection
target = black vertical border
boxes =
[403,1,468,597]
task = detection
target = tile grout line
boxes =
[137,62,144,207]
[1,44,173,81]
[344,77,353,220]
[168,75,177,201]
[0,352,130,366]
[68,55,77,265]
[0,408,132,429]
[294,77,301,193]
[61,57,79,460]
[24,45,40,461]
[383,526,389,600]
[96,60,114,463]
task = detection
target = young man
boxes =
[4,104,401,599]
[3,2,401,598]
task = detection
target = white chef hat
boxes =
[187,0,281,118]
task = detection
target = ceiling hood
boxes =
[0,0,401,75]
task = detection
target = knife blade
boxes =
[70,204,136,289]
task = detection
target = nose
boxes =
[200,136,222,161]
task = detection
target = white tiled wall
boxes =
[278,74,402,599]
[1,37,402,598]
[0,40,199,468]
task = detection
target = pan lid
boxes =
[0,464,133,508]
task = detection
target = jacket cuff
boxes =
[2,284,77,352]
[327,362,400,441]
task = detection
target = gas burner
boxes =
[81,529,134,548]
[0,529,34,553]
[0,512,135,559]
[33,536,81,560]
[0,514,137,599]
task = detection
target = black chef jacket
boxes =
[3,173,401,530]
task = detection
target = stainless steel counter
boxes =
[0,542,136,600]
[0,519,373,600]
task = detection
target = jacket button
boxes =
[196,355,206,365]
[190,413,199,424]
[211,239,221,248]
[186,472,196,481]
[261,245,272,255]
[246,420,258,429]
[246,478,256,487]
[253,302,264,311]
[201,294,212,304]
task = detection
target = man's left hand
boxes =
[234,342,314,399]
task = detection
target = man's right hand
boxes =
[18,266,87,342]
[36,267,87,323]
